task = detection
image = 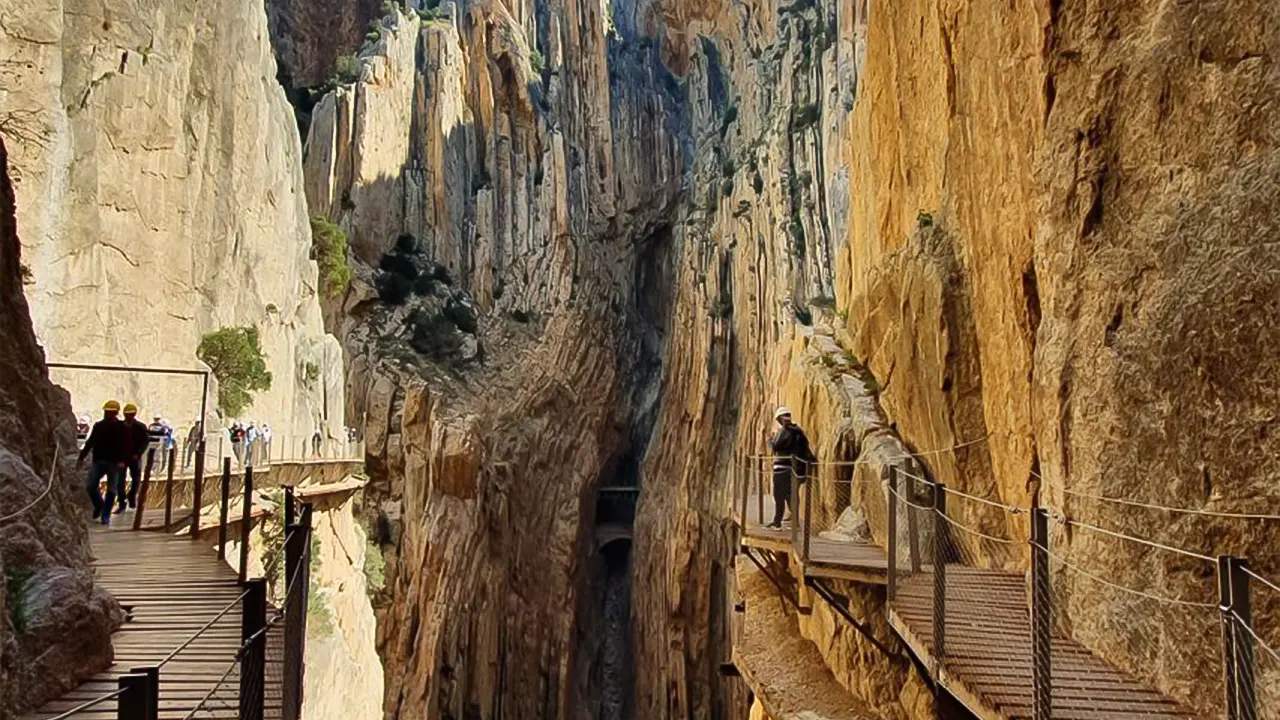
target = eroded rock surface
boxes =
[0,0,344,438]
[0,137,121,717]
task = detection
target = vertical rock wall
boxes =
[0,136,121,718]
[0,0,344,439]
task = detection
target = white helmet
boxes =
[774,406,793,420]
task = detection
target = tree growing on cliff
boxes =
[309,216,352,299]
[197,327,273,417]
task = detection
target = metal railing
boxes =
[55,485,316,719]
[733,451,1277,719]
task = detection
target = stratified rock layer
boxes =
[0,137,122,718]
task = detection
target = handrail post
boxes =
[757,460,765,531]
[1031,508,1051,720]
[933,481,948,672]
[128,666,159,720]
[283,501,314,720]
[790,466,801,553]
[189,441,205,539]
[1220,556,1254,720]
[284,485,296,529]
[116,672,149,720]
[907,461,922,574]
[218,458,232,562]
[887,465,898,601]
[132,448,155,530]
[240,578,267,720]
[1219,556,1239,720]
[239,466,255,583]
[163,448,175,528]
[802,464,813,563]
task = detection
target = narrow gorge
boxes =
[1,0,1278,718]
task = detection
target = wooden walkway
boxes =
[733,498,1197,720]
[890,568,1194,720]
[22,510,283,720]
[741,494,888,585]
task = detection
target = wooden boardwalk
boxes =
[23,510,283,720]
[890,568,1194,720]
[740,494,888,585]
[733,496,1198,720]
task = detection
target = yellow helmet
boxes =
[103,400,121,412]
[123,403,139,415]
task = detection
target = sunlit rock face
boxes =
[1,0,344,439]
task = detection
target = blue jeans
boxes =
[85,461,123,520]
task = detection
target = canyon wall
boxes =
[0,0,344,439]
[0,137,121,718]
[288,0,1280,715]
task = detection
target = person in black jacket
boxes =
[767,406,817,528]
[118,404,151,512]
[77,400,129,524]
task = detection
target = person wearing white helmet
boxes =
[767,406,816,529]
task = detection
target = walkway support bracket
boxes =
[1031,508,1051,720]
[806,577,903,660]
[742,547,811,616]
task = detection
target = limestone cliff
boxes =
[0,0,344,438]
[276,0,1279,717]
[0,136,121,718]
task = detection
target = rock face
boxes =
[284,0,1280,715]
[0,0,345,440]
[266,0,383,89]
[0,137,122,717]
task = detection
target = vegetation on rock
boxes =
[197,327,273,417]
[310,216,352,299]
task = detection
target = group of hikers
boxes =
[226,421,272,467]
[77,400,189,524]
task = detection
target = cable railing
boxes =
[733,446,1278,720]
[49,488,316,720]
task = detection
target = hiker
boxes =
[146,415,166,473]
[231,423,246,466]
[261,424,273,463]
[767,406,816,529]
[77,400,129,524]
[245,422,260,467]
[119,405,151,512]
[183,421,202,470]
[159,420,175,472]
[75,415,90,449]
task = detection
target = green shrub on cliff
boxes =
[530,50,545,74]
[5,564,31,634]
[197,327,273,417]
[333,54,362,85]
[364,540,385,598]
[310,216,352,299]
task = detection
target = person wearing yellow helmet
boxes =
[77,400,129,524]
[118,404,151,513]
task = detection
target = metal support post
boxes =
[218,458,231,561]
[933,482,948,671]
[284,485,296,529]
[1031,508,1051,720]
[115,672,149,720]
[132,449,155,530]
[190,441,205,538]
[1219,556,1255,720]
[128,666,159,720]
[887,465,898,601]
[163,448,175,528]
[239,578,266,720]
[238,466,255,583]
[802,466,813,563]
[283,501,313,720]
